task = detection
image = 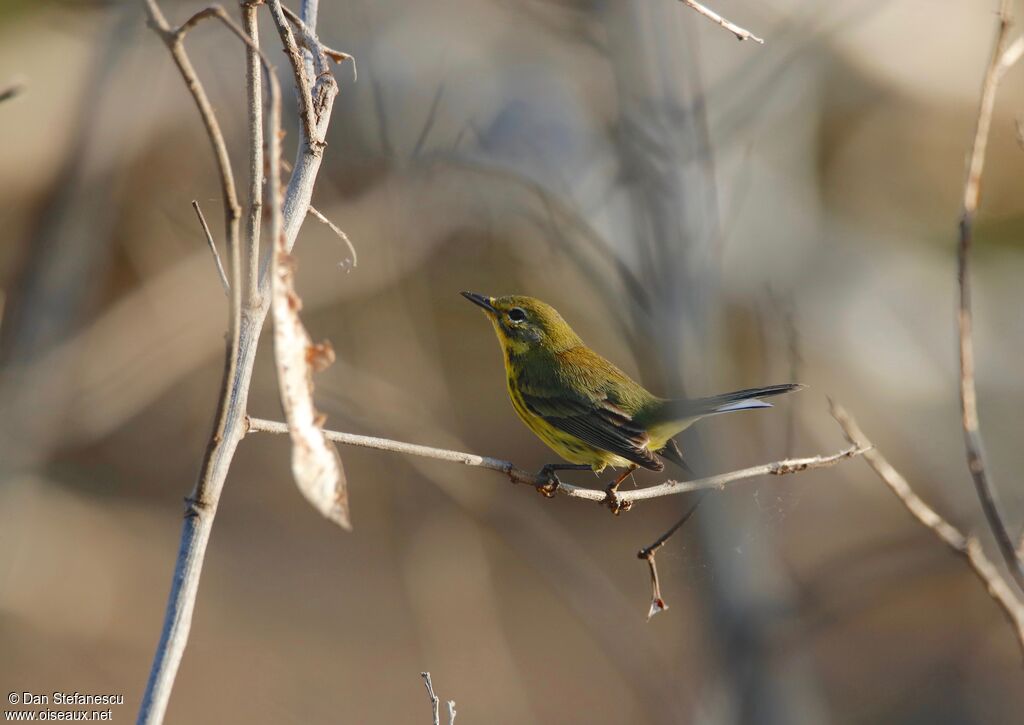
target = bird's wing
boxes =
[518,391,663,471]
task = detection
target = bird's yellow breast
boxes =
[502,356,630,472]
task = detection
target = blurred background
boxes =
[2,0,1024,722]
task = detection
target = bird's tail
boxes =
[654,383,805,425]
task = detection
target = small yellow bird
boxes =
[462,292,803,494]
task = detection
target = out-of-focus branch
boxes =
[420,672,456,725]
[830,401,1024,659]
[956,0,1024,594]
[0,79,25,103]
[246,416,865,510]
[678,0,764,44]
[191,201,229,296]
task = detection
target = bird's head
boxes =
[461,292,582,355]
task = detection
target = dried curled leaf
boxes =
[271,247,350,530]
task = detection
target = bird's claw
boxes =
[603,481,635,515]
[536,465,561,498]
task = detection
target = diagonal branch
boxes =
[191,201,229,296]
[830,401,1024,659]
[956,0,1024,594]
[0,79,25,104]
[678,0,764,44]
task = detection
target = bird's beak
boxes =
[460,291,496,313]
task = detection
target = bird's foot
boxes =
[603,465,638,515]
[535,463,590,498]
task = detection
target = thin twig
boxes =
[956,0,1024,593]
[830,400,1024,659]
[191,201,229,295]
[637,491,708,618]
[246,416,867,509]
[446,701,457,725]
[421,672,440,725]
[679,0,764,44]
[308,205,358,269]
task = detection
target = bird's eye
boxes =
[508,307,527,323]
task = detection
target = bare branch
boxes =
[242,1,264,310]
[637,492,707,618]
[421,672,440,725]
[678,0,764,44]
[267,0,319,146]
[143,1,243,304]
[420,672,455,725]
[830,401,1024,659]
[191,201,229,295]
[957,2,1024,593]
[246,416,866,509]
[282,4,357,71]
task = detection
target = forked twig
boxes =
[637,491,708,618]
[420,672,456,725]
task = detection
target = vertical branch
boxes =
[956,0,1024,593]
[138,5,247,724]
[136,2,295,723]
[243,1,264,310]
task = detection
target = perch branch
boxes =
[191,201,229,296]
[245,416,867,509]
[957,0,1024,593]
[678,0,764,44]
[830,401,1024,659]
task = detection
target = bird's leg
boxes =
[536,463,591,498]
[604,464,638,514]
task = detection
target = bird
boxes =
[461,292,804,499]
